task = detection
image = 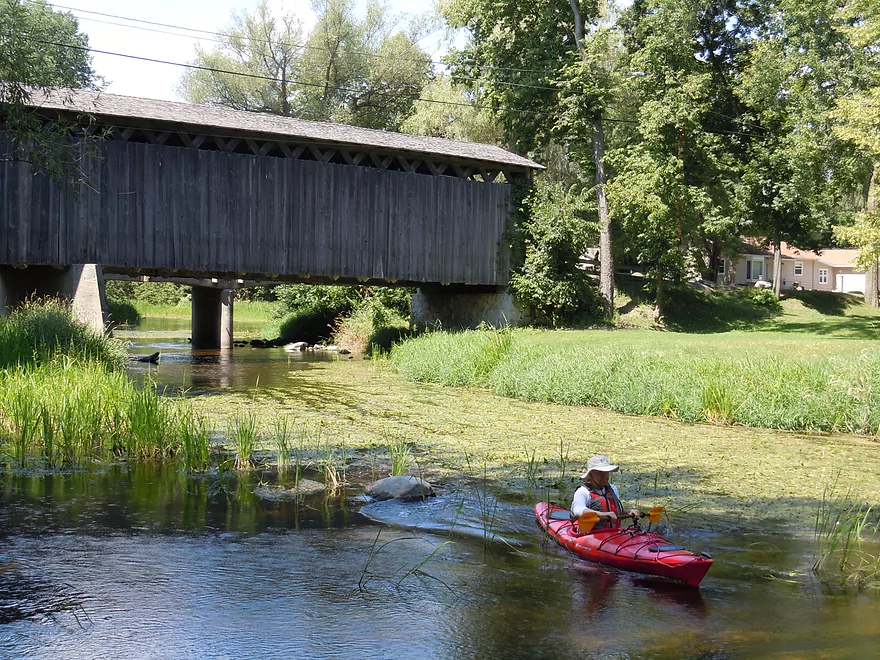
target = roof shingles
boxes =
[29,88,542,171]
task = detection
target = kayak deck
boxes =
[535,502,712,587]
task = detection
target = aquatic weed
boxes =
[229,412,258,470]
[813,476,880,588]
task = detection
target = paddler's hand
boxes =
[628,509,641,519]
[601,511,618,522]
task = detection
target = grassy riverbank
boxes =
[388,293,880,435]
[130,300,276,321]
[185,356,880,536]
[0,301,206,470]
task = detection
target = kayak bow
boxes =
[535,502,712,587]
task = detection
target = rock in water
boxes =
[254,479,326,500]
[284,341,309,352]
[365,476,435,502]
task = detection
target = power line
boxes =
[36,38,770,140]
[37,39,557,118]
[45,1,555,78]
[63,12,559,93]
[40,1,774,130]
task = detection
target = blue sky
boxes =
[49,1,445,101]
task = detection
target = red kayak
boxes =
[535,502,713,587]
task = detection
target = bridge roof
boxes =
[30,88,543,172]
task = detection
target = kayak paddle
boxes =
[577,506,665,533]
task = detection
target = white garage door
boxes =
[837,273,866,293]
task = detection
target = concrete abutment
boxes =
[410,286,528,330]
[0,264,109,333]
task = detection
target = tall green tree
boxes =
[0,0,99,179]
[177,0,431,131]
[440,0,620,318]
[831,0,880,303]
[399,75,503,144]
[736,0,867,296]
[610,0,746,318]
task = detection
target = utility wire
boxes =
[37,39,557,118]
[45,1,555,78]
[36,39,770,140]
[61,12,560,92]
[44,0,765,123]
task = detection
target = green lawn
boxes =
[389,290,880,435]
[132,300,276,322]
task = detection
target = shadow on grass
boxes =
[662,286,777,334]
[785,290,865,316]
[761,316,880,339]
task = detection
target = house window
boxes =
[819,268,828,284]
[794,262,803,276]
[717,259,726,275]
[747,259,764,281]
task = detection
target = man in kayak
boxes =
[571,455,640,529]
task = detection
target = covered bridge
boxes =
[0,89,541,346]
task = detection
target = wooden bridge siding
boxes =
[1,138,512,285]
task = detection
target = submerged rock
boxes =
[254,479,325,500]
[365,476,435,502]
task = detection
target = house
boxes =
[717,242,865,293]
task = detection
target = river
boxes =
[1,318,878,658]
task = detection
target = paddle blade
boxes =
[646,507,664,524]
[577,511,599,533]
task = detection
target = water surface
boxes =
[2,319,878,657]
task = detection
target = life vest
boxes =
[584,484,624,529]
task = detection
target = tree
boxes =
[399,75,504,144]
[177,0,432,131]
[440,0,618,318]
[610,0,746,319]
[735,0,867,296]
[830,0,880,303]
[0,0,99,179]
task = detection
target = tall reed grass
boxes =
[0,298,124,370]
[383,426,412,476]
[813,480,880,588]
[0,357,202,467]
[228,413,258,469]
[389,329,880,435]
[0,300,205,469]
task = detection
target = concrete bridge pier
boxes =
[191,285,234,350]
[0,264,109,333]
[410,285,528,330]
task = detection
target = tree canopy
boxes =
[0,0,99,179]
[436,0,880,319]
[177,0,432,131]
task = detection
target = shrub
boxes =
[275,304,339,344]
[509,178,603,325]
[0,298,125,370]
[107,300,141,326]
[748,287,781,309]
[332,298,410,353]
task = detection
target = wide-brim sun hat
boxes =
[580,454,619,479]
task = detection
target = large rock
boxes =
[365,476,435,502]
[254,479,326,501]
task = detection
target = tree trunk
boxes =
[593,117,614,319]
[866,163,879,307]
[654,272,664,323]
[571,3,614,319]
[772,225,782,297]
[867,263,879,307]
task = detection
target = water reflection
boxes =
[3,462,880,658]
[118,318,347,393]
